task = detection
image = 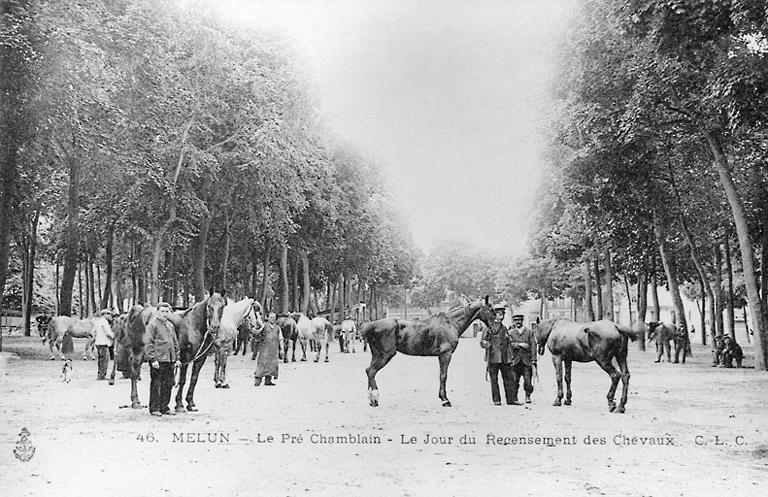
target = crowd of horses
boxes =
[34,294,741,415]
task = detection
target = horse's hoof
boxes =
[369,400,378,407]
[301,358,307,362]
[564,399,571,406]
[131,403,142,409]
[324,358,329,363]
[49,356,55,361]
[292,358,296,362]
[108,379,115,386]
[552,400,562,407]
[616,406,625,414]
[442,401,452,407]
[187,405,198,412]
[609,404,617,413]
[215,384,220,388]
[221,384,229,389]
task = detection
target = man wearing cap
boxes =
[93,309,115,380]
[480,305,514,405]
[508,314,537,404]
[145,302,180,416]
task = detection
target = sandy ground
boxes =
[1,332,767,497]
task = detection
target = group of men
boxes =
[480,305,537,406]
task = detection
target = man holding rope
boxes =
[508,314,537,405]
[146,302,180,417]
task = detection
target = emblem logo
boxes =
[13,427,36,462]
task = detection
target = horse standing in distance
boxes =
[44,315,106,360]
[647,321,690,364]
[535,318,638,413]
[362,297,495,407]
[213,298,264,389]
[175,290,227,412]
[277,314,298,363]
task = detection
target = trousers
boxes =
[149,362,174,413]
[96,345,110,379]
[510,362,534,398]
[487,362,514,404]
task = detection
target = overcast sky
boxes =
[217,0,575,256]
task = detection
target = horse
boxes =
[233,319,252,356]
[108,312,130,385]
[35,314,51,339]
[535,318,638,413]
[277,314,298,362]
[43,315,102,360]
[213,298,264,389]
[174,290,227,412]
[115,305,157,408]
[647,321,690,364]
[294,313,333,362]
[362,296,495,407]
[340,318,358,353]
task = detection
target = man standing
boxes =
[508,314,537,404]
[341,315,357,353]
[480,305,514,406]
[93,309,114,381]
[145,302,180,416]
[254,312,280,386]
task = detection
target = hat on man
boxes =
[157,301,172,310]
[512,314,524,321]
[99,309,113,316]
[492,304,507,313]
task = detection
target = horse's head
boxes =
[36,315,52,341]
[206,289,227,335]
[250,300,265,330]
[534,318,557,356]
[471,295,495,327]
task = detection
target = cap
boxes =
[99,309,113,316]
[157,302,172,310]
[492,305,506,312]
[512,314,524,321]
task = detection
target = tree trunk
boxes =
[723,235,735,339]
[743,305,752,343]
[650,258,660,321]
[290,251,299,312]
[652,209,688,332]
[192,209,212,302]
[278,244,289,313]
[301,250,311,314]
[20,210,39,336]
[102,228,113,310]
[60,156,80,317]
[604,246,614,320]
[260,240,272,306]
[77,262,84,318]
[623,274,633,325]
[250,247,259,299]
[707,130,768,370]
[713,244,724,336]
[88,253,97,314]
[637,269,648,350]
[699,276,707,345]
[594,254,603,320]
[221,209,231,290]
[583,259,595,321]
[762,232,768,306]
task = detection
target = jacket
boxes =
[93,317,114,346]
[480,322,512,364]
[507,325,537,366]
[145,317,180,363]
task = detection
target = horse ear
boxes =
[536,317,540,324]
[484,295,490,306]
[221,289,227,298]
[208,287,214,297]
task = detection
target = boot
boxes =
[525,394,531,404]
[264,376,275,386]
[254,377,262,386]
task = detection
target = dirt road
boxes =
[1,334,766,496]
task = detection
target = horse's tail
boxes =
[61,334,74,355]
[616,325,639,342]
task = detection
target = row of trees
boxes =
[0,0,418,341]
[525,0,768,370]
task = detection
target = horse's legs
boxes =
[563,359,573,405]
[299,338,307,361]
[438,351,454,407]
[596,358,622,412]
[654,340,662,362]
[184,357,207,411]
[108,355,116,385]
[366,349,396,407]
[175,363,189,412]
[213,350,221,387]
[130,358,142,408]
[616,357,631,413]
[665,340,671,363]
[552,355,564,406]
[324,336,329,362]
[314,337,321,362]
[220,352,229,388]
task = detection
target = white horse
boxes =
[43,315,107,360]
[340,318,358,353]
[213,298,264,388]
[294,313,333,362]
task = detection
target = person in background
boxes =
[93,309,115,381]
[254,312,280,386]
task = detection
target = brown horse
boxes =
[535,318,638,413]
[174,290,227,412]
[44,315,103,360]
[277,314,298,363]
[362,296,495,407]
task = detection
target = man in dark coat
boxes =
[145,303,180,416]
[480,305,514,406]
[254,312,280,386]
[507,314,537,405]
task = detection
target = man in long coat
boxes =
[254,312,280,386]
[480,305,514,405]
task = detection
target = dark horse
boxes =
[175,291,227,412]
[277,314,298,363]
[535,318,638,413]
[362,296,495,407]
